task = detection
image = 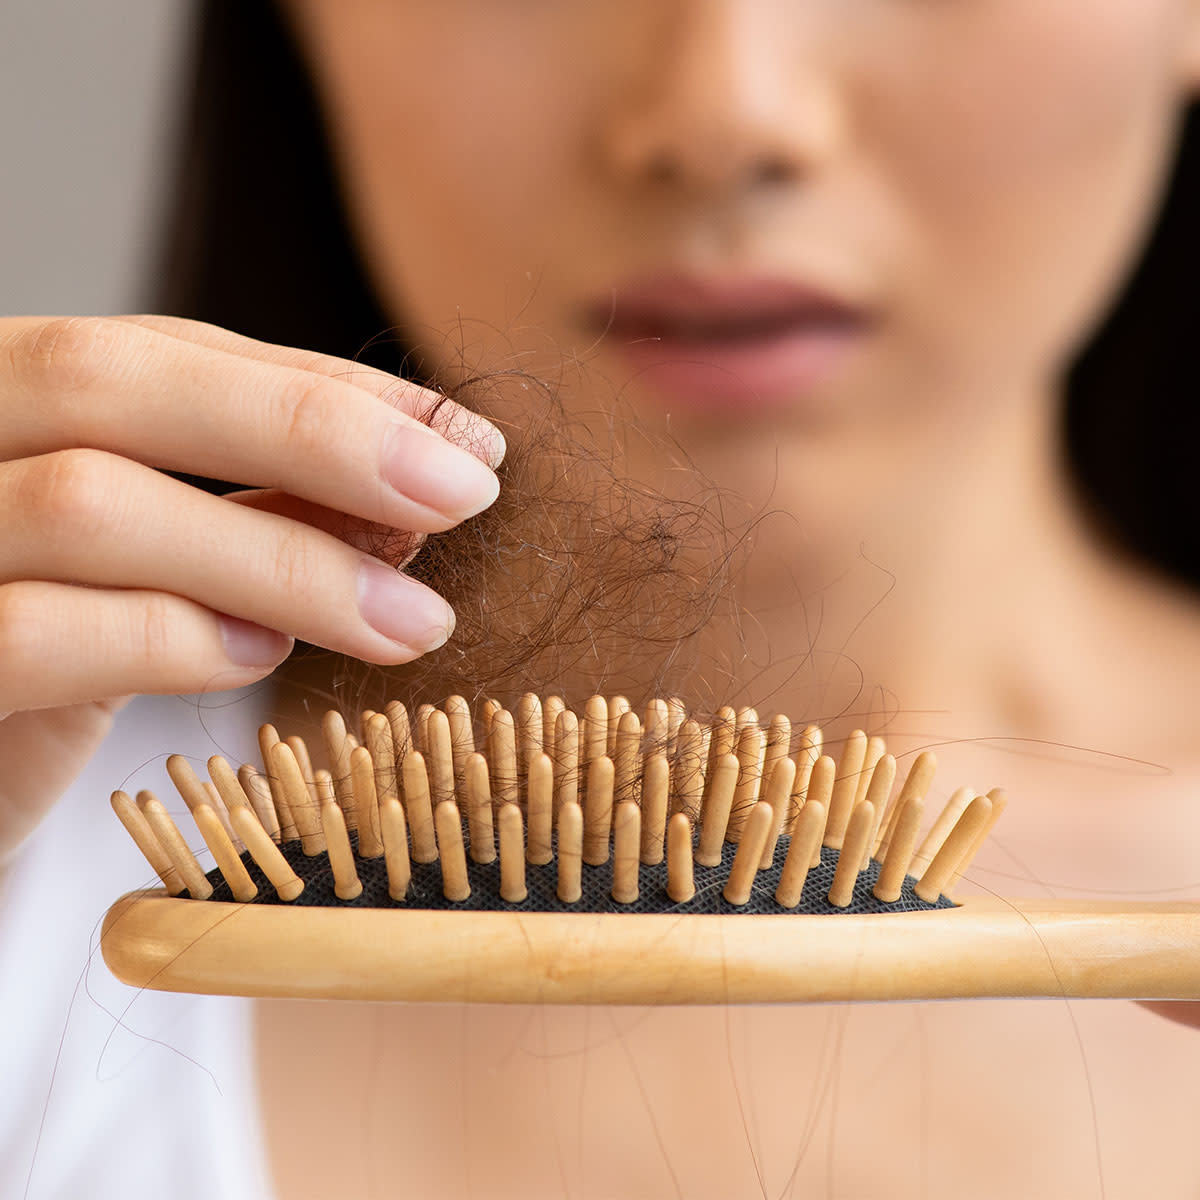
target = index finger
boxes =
[3,317,502,535]
[114,314,506,466]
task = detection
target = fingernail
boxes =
[219,616,294,667]
[357,560,455,652]
[432,405,507,469]
[381,421,500,521]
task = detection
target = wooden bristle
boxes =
[122,696,1006,920]
[856,735,887,809]
[526,752,554,865]
[414,704,435,755]
[401,750,438,863]
[671,718,706,820]
[165,754,210,813]
[666,811,695,904]
[207,755,252,818]
[271,741,324,855]
[443,695,473,789]
[582,695,608,769]
[859,753,897,869]
[872,795,925,904]
[759,756,797,869]
[785,729,821,835]
[606,695,631,756]
[322,710,357,832]
[479,697,502,741]
[385,700,412,760]
[696,753,738,866]
[553,708,580,813]
[763,715,791,816]
[364,713,399,823]
[192,802,257,902]
[318,772,362,902]
[228,804,304,901]
[203,781,239,848]
[724,801,773,906]
[434,800,470,902]
[111,790,180,894]
[583,755,615,865]
[498,803,527,904]
[643,697,669,754]
[613,710,642,803]
[488,708,518,808]
[950,787,1008,892]
[825,730,867,849]
[285,736,319,810]
[612,801,641,904]
[914,795,993,903]
[911,785,974,877]
[775,800,826,909]
[806,756,837,865]
[238,766,280,842]
[727,723,766,841]
[257,724,296,840]
[542,695,565,758]
[516,692,544,773]
[350,744,384,859]
[425,709,455,808]
[735,705,759,736]
[639,753,669,865]
[379,796,411,902]
[136,791,213,901]
[707,706,737,773]
[463,751,496,864]
[556,801,583,904]
[876,751,938,860]
[665,697,687,752]
[828,801,875,908]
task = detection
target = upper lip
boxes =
[584,274,873,342]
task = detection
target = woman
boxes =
[5,1,1200,1196]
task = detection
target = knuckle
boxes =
[274,371,340,457]
[18,448,120,538]
[272,524,321,598]
[18,316,120,397]
[0,585,40,668]
[131,591,176,668]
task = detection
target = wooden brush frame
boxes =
[100,694,1200,1004]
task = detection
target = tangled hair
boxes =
[288,369,754,711]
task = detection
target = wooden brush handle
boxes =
[101,892,1200,1005]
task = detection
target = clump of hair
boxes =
[297,369,754,713]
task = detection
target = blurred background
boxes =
[0,2,190,314]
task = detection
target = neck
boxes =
[722,384,1142,745]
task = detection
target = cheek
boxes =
[856,0,1183,368]
[303,8,615,349]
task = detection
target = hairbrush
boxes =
[100,693,1200,1004]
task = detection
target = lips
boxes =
[586,276,874,413]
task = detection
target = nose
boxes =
[602,2,841,198]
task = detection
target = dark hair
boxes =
[155,0,1200,588]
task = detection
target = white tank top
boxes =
[0,692,277,1200]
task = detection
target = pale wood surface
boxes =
[102,889,1200,1004]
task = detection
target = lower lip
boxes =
[602,325,867,415]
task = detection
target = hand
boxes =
[0,314,502,858]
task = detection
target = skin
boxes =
[260,2,1200,1197]
[4,0,1200,1194]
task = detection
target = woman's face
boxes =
[288,0,1199,509]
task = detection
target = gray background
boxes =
[0,3,192,315]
